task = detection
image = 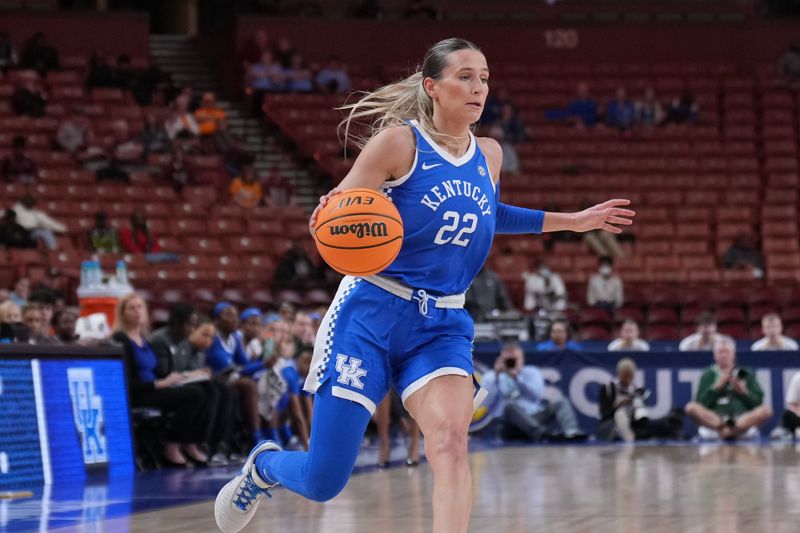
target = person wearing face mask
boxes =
[587,257,624,312]
[522,258,567,313]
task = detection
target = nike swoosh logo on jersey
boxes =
[421,162,443,170]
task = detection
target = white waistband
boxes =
[362,275,466,309]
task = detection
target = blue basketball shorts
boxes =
[303,276,475,414]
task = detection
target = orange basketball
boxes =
[313,188,404,277]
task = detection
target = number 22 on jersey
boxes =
[433,211,478,247]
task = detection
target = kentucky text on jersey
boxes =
[420,180,493,216]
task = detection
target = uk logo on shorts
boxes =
[335,355,367,390]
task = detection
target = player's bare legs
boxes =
[405,375,474,533]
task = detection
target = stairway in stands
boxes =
[148,34,318,209]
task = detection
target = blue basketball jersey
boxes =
[379,120,497,295]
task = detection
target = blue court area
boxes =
[0,437,785,533]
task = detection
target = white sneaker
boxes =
[214,440,282,533]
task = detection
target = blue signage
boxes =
[0,361,45,490]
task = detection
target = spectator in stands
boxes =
[85,52,115,89]
[536,320,581,351]
[87,211,119,253]
[2,136,39,184]
[685,337,772,440]
[285,53,314,93]
[273,333,311,450]
[120,210,160,254]
[229,161,263,208]
[12,194,66,251]
[96,121,144,184]
[466,266,515,320]
[207,302,266,445]
[679,312,721,351]
[165,146,195,192]
[150,304,233,465]
[581,200,624,259]
[53,308,80,344]
[247,49,286,113]
[261,317,292,362]
[608,319,650,351]
[587,257,624,311]
[291,311,316,355]
[480,342,586,442]
[605,87,636,131]
[597,358,682,442]
[275,240,322,290]
[0,209,35,249]
[112,293,209,466]
[28,288,56,334]
[0,31,18,73]
[22,303,56,344]
[239,29,271,71]
[240,307,265,360]
[165,94,200,140]
[111,54,137,93]
[403,0,439,19]
[274,37,295,69]
[9,278,29,306]
[776,42,800,91]
[480,88,513,127]
[722,233,764,279]
[56,106,94,156]
[522,258,567,313]
[780,371,800,438]
[497,103,528,144]
[568,82,598,128]
[263,175,295,207]
[11,78,47,118]
[315,55,351,94]
[0,290,7,305]
[140,112,172,158]
[751,313,799,351]
[487,126,518,176]
[635,87,665,127]
[20,32,59,75]
[0,300,22,324]
[665,91,699,125]
[195,92,227,139]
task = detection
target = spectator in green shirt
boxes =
[87,211,120,253]
[685,337,772,440]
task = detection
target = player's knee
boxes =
[759,405,774,419]
[684,402,700,417]
[304,469,350,502]
[428,419,469,463]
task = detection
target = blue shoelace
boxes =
[233,475,272,512]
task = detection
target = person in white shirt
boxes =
[587,257,624,311]
[679,312,722,351]
[608,319,650,352]
[522,258,567,313]
[751,313,799,351]
[12,194,66,250]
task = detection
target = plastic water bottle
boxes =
[80,261,92,289]
[90,260,102,288]
[116,260,130,288]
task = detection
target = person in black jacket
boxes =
[150,304,233,464]
[112,293,210,466]
[598,358,683,442]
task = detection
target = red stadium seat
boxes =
[647,306,679,325]
[579,325,611,342]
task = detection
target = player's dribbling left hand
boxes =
[309,188,343,234]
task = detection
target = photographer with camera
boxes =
[598,358,683,442]
[685,337,772,440]
[479,342,586,442]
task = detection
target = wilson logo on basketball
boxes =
[329,222,388,239]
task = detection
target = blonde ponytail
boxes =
[337,71,434,154]
[336,37,482,155]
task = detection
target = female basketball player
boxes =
[216,38,634,533]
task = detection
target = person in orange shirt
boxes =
[229,162,263,208]
[195,92,227,136]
